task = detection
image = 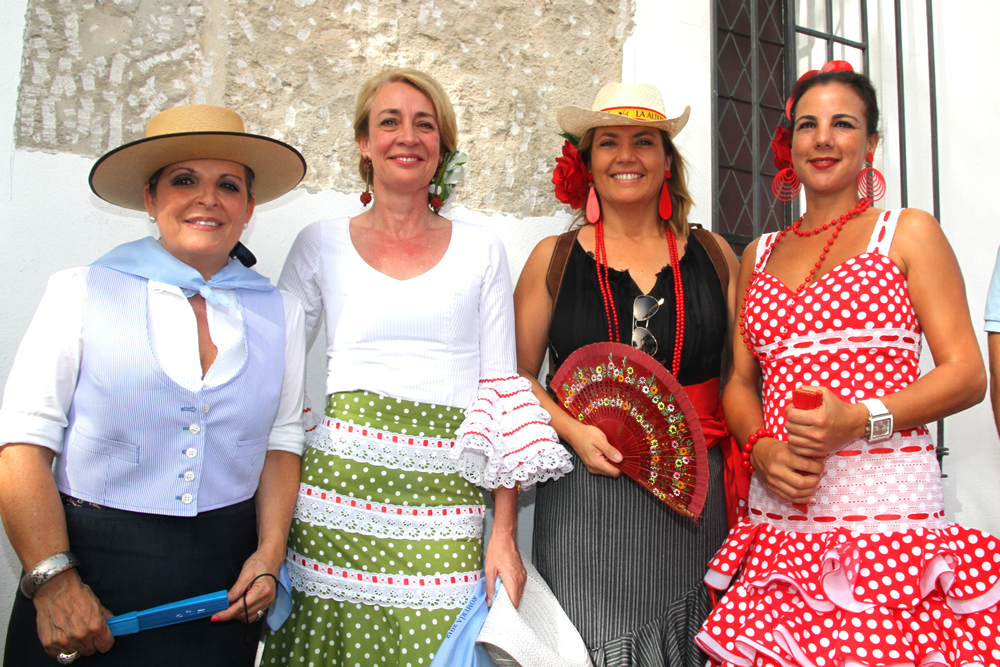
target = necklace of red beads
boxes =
[593,218,685,378]
[738,198,871,362]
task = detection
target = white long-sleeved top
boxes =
[279,218,516,409]
[279,217,573,489]
[0,266,307,456]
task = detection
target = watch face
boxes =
[871,416,893,439]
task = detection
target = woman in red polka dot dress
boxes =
[696,64,995,667]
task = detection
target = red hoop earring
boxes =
[659,169,673,221]
[586,172,601,224]
[360,157,373,206]
[771,167,801,201]
[857,151,886,201]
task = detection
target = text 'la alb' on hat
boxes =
[90,104,306,211]
[557,82,690,139]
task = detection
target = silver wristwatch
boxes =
[19,551,81,598]
[860,398,893,443]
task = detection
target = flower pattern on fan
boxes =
[550,342,708,519]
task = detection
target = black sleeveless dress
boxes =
[533,232,730,667]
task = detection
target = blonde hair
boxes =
[576,127,694,237]
[353,67,458,186]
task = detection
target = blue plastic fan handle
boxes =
[106,590,230,636]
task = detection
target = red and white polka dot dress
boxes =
[696,211,1000,667]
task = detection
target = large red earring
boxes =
[360,157,373,206]
[857,151,886,201]
[586,172,601,224]
[658,169,673,221]
[771,167,801,201]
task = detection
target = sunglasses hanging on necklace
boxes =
[593,224,686,378]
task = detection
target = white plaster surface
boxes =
[2,0,1000,660]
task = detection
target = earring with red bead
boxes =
[857,151,886,201]
[586,171,601,224]
[360,157,373,206]
[659,169,673,221]
[771,167,801,201]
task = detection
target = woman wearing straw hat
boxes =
[514,83,740,666]
[0,104,307,666]
[260,67,573,666]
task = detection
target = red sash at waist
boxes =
[684,377,748,527]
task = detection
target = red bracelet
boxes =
[740,428,772,473]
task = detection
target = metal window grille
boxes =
[713,0,869,253]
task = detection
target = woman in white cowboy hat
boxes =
[514,83,740,666]
[260,66,573,666]
[0,104,307,666]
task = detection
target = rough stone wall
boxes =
[16,0,634,216]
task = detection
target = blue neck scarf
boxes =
[92,237,274,306]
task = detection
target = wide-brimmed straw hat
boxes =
[557,82,690,139]
[477,563,593,667]
[90,104,306,210]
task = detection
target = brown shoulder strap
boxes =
[544,227,581,390]
[545,227,581,314]
[690,225,729,294]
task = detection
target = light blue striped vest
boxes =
[54,266,285,516]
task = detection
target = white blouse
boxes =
[0,267,306,456]
[278,218,573,489]
[278,218,516,408]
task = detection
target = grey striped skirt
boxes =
[532,444,728,667]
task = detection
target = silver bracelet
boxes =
[19,551,81,598]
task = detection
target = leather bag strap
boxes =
[545,227,582,313]
[690,224,729,293]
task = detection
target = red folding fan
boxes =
[550,342,708,520]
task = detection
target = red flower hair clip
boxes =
[784,59,855,120]
[552,139,589,210]
[770,125,793,171]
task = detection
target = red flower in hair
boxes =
[552,140,589,209]
[770,126,793,170]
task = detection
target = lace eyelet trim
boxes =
[294,484,485,541]
[309,419,459,474]
[286,548,481,610]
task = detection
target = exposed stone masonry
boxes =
[17,0,634,216]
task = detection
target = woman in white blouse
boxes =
[260,67,572,666]
[0,105,307,666]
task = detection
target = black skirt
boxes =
[4,498,262,667]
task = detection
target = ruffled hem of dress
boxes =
[452,375,573,489]
[697,519,1000,667]
[589,579,713,667]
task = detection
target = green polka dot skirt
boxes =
[261,392,486,666]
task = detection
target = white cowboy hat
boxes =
[477,562,593,667]
[90,104,306,210]
[557,82,690,139]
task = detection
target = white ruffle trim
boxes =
[309,418,459,474]
[286,548,481,610]
[452,375,573,490]
[294,483,485,541]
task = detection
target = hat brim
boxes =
[557,105,691,139]
[89,132,306,210]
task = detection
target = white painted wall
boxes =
[2,0,999,658]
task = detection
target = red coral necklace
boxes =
[738,198,870,362]
[593,219,685,378]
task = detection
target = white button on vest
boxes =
[186,448,198,458]
[183,471,195,482]
[181,493,193,504]
[188,424,201,434]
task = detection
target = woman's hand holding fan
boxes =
[550,342,708,520]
